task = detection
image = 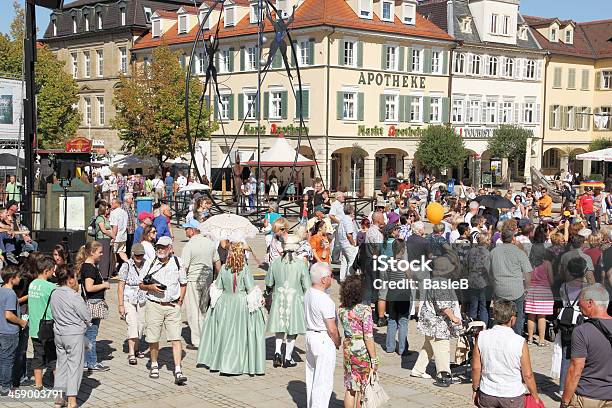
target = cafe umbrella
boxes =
[474,194,514,209]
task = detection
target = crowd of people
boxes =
[0,170,611,408]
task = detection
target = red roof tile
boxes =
[580,19,612,58]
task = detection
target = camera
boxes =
[142,275,167,290]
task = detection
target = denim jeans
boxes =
[584,213,597,232]
[511,295,525,336]
[11,328,28,387]
[84,319,100,368]
[469,288,489,327]
[118,187,125,202]
[559,345,570,392]
[0,333,19,390]
[386,315,409,354]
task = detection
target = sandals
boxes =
[136,351,145,359]
[128,355,137,365]
[149,366,159,379]
[174,371,187,385]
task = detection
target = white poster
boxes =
[0,78,22,139]
[58,196,85,230]
[195,140,211,180]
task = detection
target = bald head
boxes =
[372,211,385,227]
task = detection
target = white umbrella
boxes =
[178,183,210,193]
[199,214,258,241]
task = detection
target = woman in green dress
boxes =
[197,241,266,375]
[265,234,310,368]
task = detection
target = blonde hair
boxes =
[588,232,603,248]
[550,232,565,246]
[272,217,289,234]
[476,232,491,246]
[226,242,246,277]
[451,215,463,229]
[295,224,309,241]
[75,241,103,274]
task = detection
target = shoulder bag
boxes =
[38,290,56,342]
[362,371,389,408]
[81,268,109,320]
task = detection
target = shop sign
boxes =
[357,125,425,137]
[65,136,92,153]
[454,127,495,139]
[244,124,266,135]
[243,123,309,136]
[358,72,426,89]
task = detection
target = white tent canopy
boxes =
[576,148,612,162]
[110,154,158,172]
[245,135,315,167]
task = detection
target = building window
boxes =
[565,29,573,44]
[344,40,356,67]
[152,19,161,37]
[120,8,126,26]
[524,102,535,124]
[403,2,415,25]
[578,107,589,130]
[431,51,441,74]
[71,52,78,78]
[97,97,105,125]
[488,56,498,76]
[565,106,575,129]
[501,101,513,123]
[567,68,576,89]
[602,71,612,89]
[250,2,263,24]
[144,7,152,23]
[410,96,422,122]
[97,11,103,29]
[72,16,77,33]
[386,46,398,71]
[468,100,480,123]
[343,92,356,120]
[84,97,91,125]
[412,48,422,72]
[490,14,498,34]
[452,99,463,123]
[119,47,128,74]
[470,54,481,75]
[97,50,103,77]
[219,49,231,73]
[198,10,210,29]
[430,97,441,123]
[218,95,230,120]
[502,15,510,35]
[550,28,557,42]
[525,60,536,79]
[543,149,559,169]
[84,51,91,78]
[224,6,236,27]
[270,91,283,119]
[484,101,497,123]
[84,14,90,31]
[359,0,373,19]
[519,26,528,40]
[551,105,561,129]
[276,0,289,18]
[504,57,514,77]
[246,46,257,70]
[196,51,206,74]
[597,107,611,129]
[454,53,465,74]
[581,69,590,90]
[384,94,398,122]
[178,14,188,34]
[460,17,472,34]
[381,0,393,22]
[245,93,257,119]
[52,19,57,36]
[298,40,311,66]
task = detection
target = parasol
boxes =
[199,214,259,241]
[474,194,514,209]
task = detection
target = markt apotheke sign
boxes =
[243,123,309,136]
[358,125,425,137]
[358,72,426,89]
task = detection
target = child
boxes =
[0,266,28,396]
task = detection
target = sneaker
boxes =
[0,388,10,397]
[273,353,283,368]
[174,371,187,385]
[19,378,34,386]
[433,372,452,388]
[283,359,297,368]
[88,363,110,372]
[410,371,432,379]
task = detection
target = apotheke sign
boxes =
[358,125,425,137]
[358,72,426,89]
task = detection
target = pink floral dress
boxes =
[338,303,374,392]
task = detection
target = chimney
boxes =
[447,0,454,36]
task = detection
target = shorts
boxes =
[145,300,182,343]
[31,338,57,370]
[113,241,127,254]
[125,302,147,339]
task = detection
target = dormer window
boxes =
[178,14,187,34]
[120,8,126,26]
[565,29,573,44]
[97,11,103,29]
[52,18,57,36]
[198,8,210,29]
[550,27,558,42]
[152,18,161,37]
[518,25,528,40]
[380,0,394,22]
[224,6,236,27]
[402,1,416,25]
[84,13,90,31]
[359,0,373,19]
[276,0,289,18]
[490,14,498,34]
[459,16,472,34]
[143,7,152,23]
[250,2,263,24]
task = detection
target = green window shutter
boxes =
[228,48,234,72]
[582,69,589,90]
[596,71,602,90]
[291,41,297,67]
[357,41,363,68]
[337,91,344,120]
[398,47,405,71]
[406,47,413,72]
[562,106,568,129]
[442,51,448,75]
[553,67,562,88]
[214,53,219,71]
[568,68,576,89]
[442,97,450,123]
[424,49,432,74]
[263,92,269,119]
[379,94,386,122]
[272,52,281,69]
[407,96,414,120]
[308,39,315,65]
[381,45,387,70]
[281,91,288,119]
[238,93,244,119]
[357,93,364,121]
[296,89,309,119]
[549,105,555,129]
[422,96,431,123]
[213,95,219,119]
[338,40,345,66]
[228,94,234,120]
[399,96,406,122]
[240,47,245,71]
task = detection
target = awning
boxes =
[576,148,612,162]
[245,135,315,167]
[0,153,24,168]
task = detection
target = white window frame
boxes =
[410,96,422,123]
[524,102,535,124]
[246,46,257,71]
[501,101,513,123]
[120,8,126,26]
[178,14,188,34]
[402,2,416,25]
[250,2,263,24]
[384,93,399,123]
[525,60,536,79]
[84,14,90,31]
[198,10,210,29]
[72,16,77,33]
[196,51,206,74]
[412,48,423,73]
[490,14,498,34]
[452,99,464,123]
[218,94,230,120]
[84,51,91,78]
[488,56,498,77]
[552,105,561,129]
[504,57,514,78]
[430,97,442,123]
[219,48,231,73]
[468,100,480,124]
[380,0,394,22]
[244,92,257,120]
[97,96,105,126]
[119,47,128,74]
[519,26,528,40]
[297,39,311,66]
[152,19,161,37]
[460,17,472,34]
[386,45,398,71]
[344,39,357,67]
[578,107,589,130]
[97,11,103,29]
[565,29,573,44]
[270,91,283,119]
[96,50,103,77]
[599,107,612,130]
[144,7,152,23]
[471,54,481,75]
[502,15,510,35]
[359,0,373,19]
[454,53,465,74]
[52,19,57,36]
[484,101,497,124]
[431,50,441,74]
[551,27,558,42]
[224,6,236,27]
[343,92,357,120]
[71,52,78,78]
[84,97,92,126]
[602,71,612,89]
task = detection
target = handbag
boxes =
[362,371,389,408]
[81,267,109,320]
[524,394,544,408]
[38,290,55,342]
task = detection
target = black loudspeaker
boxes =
[28,0,64,9]
[57,160,76,180]
[33,229,87,254]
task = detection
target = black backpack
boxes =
[557,286,584,358]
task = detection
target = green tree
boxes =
[487,125,531,182]
[0,1,80,148]
[414,125,467,175]
[113,46,217,169]
[589,137,612,152]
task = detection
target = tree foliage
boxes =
[487,125,531,161]
[112,46,217,166]
[589,137,612,152]
[414,125,467,173]
[0,1,80,148]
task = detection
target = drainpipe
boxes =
[540,51,551,173]
[447,0,454,38]
[325,27,335,190]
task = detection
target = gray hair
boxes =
[310,262,332,284]
[294,224,309,241]
[469,201,479,210]
[343,203,354,215]
[580,283,610,307]
[492,299,517,325]
[411,221,425,234]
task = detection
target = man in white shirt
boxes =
[464,200,480,227]
[304,263,340,408]
[328,192,345,263]
[110,198,129,264]
[152,175,164,204]
[337,204,358,282]
[139,236,188,385]
[176,172,188,190]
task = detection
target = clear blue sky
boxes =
[0,0,610,37]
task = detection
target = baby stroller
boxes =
[453,316,487,383]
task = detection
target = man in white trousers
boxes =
[304,262,340,408]
[337,203,358,282]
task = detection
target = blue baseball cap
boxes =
[182,218,201,230]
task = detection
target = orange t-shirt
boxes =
[309,234,330,263]
[538,195,552,217]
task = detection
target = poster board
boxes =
[58,196,85,230]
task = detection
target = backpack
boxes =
[557,286,584,358]
[87,216,99,237]
[585,318,612,349]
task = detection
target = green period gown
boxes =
[265,256,311,335]
[197,265,266,375]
